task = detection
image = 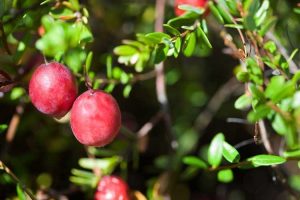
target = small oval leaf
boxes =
[208,133,225,168]
[222,142,240,163]
[182,156,208,169]
[248,154,286,167]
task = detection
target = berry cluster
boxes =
[29,62,121,147]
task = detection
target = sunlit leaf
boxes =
[208,133,225,168]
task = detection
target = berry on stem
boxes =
[174,0,208,16]
[94,176,130,200]
[29,62,77,118]
[70,90,121,147]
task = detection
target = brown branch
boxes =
[137,111,164,138]
[6,103,24,143]
[194,77,242,132]
[0,161,37,200]
[258,120,274,154]
[154,0,176,151]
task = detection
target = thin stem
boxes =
[207,161,251,172]
[154,0,176,151]
[258,120,274,154]
[194,77,241,133]
[0,161,37,200]
[137,111,164,138]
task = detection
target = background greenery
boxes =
[1,0,300,199]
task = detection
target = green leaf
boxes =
[71,168,95,179]
[208,133,225,168]
[174,37,182,58]
[248,84,265,101]
[182,156,208,169]
[16,184,26,200]
[208,2,224,24]
[178,4,205,15]
[114,45,137,56]
[69,176,97,187]
[183,32,196,57]
[167,12,200,28]
[289,175,300,192]
[259,16,277,36]
[85,51,93,73]
[106,55,113,78]
[283,149,300,158]
[247,104,271,122]
[236,71,249,82]
[178,129,200,155]
[64,48,86,73]
[153,44,169,63]
[196,25,212,48]
[225,0,238,15]
[264,41,277,54]
[234,94,252,110]
[271,113,289,136]
[224,24,244,29]
[217,169,233,183]
[163,24,181,36]
[248,154,286,167]
[265,77,295,103]
[294,8,300,14]
[145,32,171,44]
[123,85,132,98]
[216,4,233,23]
[0,124,7,133]
[79,156,121,174]
[222,142,240,163]
[10,87,25,100]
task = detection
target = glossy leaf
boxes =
[208,133,225,168]
[283,149,300,158]
[182,156,208,169]
[183,32,196,57]
[208,2,224,24]
[79,156,121,174]
[234,94,252,110]
[163,24,181,36]
[85,51,93,73]
[222,142,240,163]
[217,169,234,183]
[248,154,286,167]
[196,25,212,48]
[247,105,271,122]
[114,45,137,56]
[16,184,26,200]
[178,4,205,15]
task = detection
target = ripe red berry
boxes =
[70,90,121,147]
[174,0,208,16]
[94,176,130,200]
[29,62,77,118]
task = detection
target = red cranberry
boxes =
[174,0,208,16]
[29,62,77,118]
[94,176,130,200]
[70,90,121,146]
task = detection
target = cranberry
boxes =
[174,0,208,16]
[70,90,121,146]
[94,176,130,200]
[29,62,77,118]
